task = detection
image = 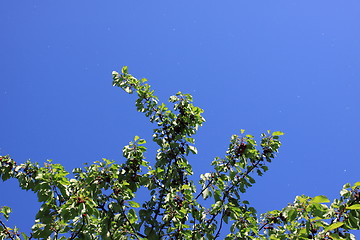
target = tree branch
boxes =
[205,157,264,230]
[0,219,15,240]
[214,209,225,239]
[69,215,86,240]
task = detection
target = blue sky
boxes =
[1,1,360,237]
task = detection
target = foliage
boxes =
[0,66,359,239]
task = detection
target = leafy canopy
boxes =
[0,66,359,239]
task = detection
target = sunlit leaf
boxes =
[346,204,360,210]
[310,195,330,204]
[324,222,344,232]
[271,131,284,136]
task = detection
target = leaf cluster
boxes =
[0,67,358,239]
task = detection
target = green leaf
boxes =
[214,189,221,202]
[346,204,360,210]
[128,209,138,223]
[310,195,330,204]
[346,211,360,229]
[0,206,11,220]
[187,145,198,154]
[128,201,140,208]
[181,184,191,190]
[211,201,223,213]
[288,209,297,222]
[223,214,229,224]
[324,222,344,232]
[202,188,210,199]
[272,131,284,136]
[21,233,30,240]
[328,233,342,240]
[229,170,237,180]
[122,66,128,74]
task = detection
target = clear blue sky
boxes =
[1,1,360,237]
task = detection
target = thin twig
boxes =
[214,209,225,239]
[205,157,263,230]
[0,219,15,240]
[120,204,146,239]
[69,215,86,240]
